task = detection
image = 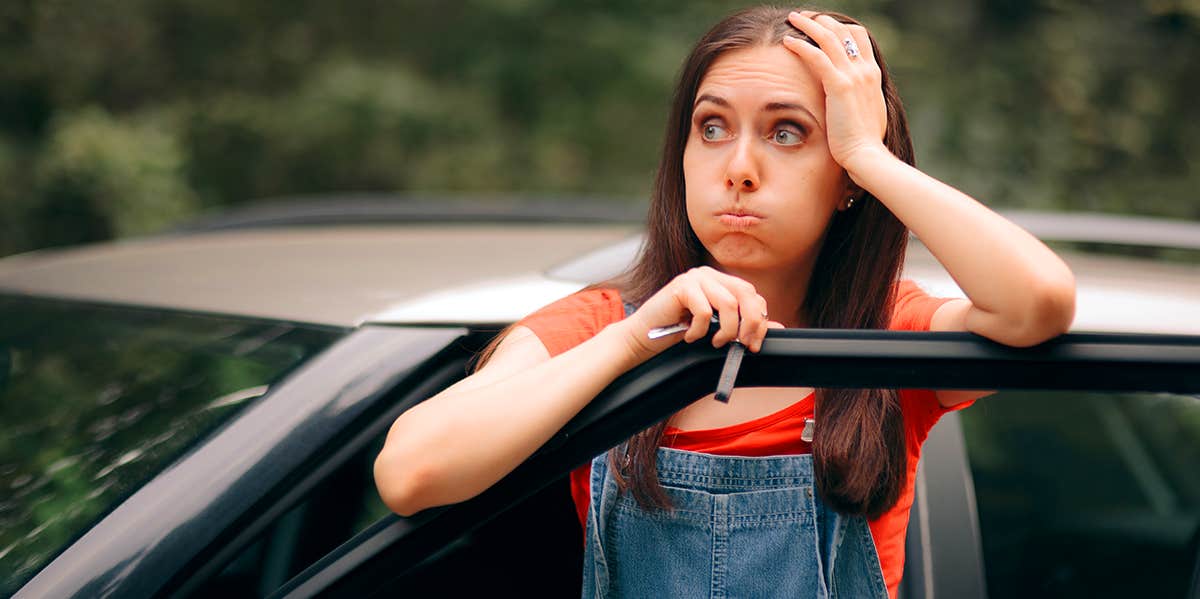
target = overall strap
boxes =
[622,301,638,318]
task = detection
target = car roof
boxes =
[370,210,1200,334]
[1,204,1197,334]
[0,224,638,327]
[902,242,1200,334]
[370,234,1200,335]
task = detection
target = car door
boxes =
[263,326,1200,599]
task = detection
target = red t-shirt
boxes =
[515,280,972,599]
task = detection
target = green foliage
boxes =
[30,107,197,247]
[0,0,1197,257]
[182,61,515,200]
[892,0,1200,220]
[0,136,31,256]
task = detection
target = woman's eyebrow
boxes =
[693,94,729,110]
[693,94,817,123]
[763,102,817,123]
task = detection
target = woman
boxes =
[374,6,1076,598]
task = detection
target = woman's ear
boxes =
[837,182,864,212]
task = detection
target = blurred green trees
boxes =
[0,0,1196,257]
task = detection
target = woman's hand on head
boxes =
[782,11,888,172]
[616,267,782,362]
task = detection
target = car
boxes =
[1,196,1198,598]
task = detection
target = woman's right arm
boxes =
[373,321,644,516]
[373,266,773,516]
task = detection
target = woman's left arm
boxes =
[845,148,1076,348]
[849,152,1074,407]
[786,11,1076,350]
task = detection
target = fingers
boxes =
[787,11,852,71]
[814,14,859,68]
[847,25,877,69]
[783,11,887,151]
[679,281,713,343]
[699,277,740,348]
[734,289,769,352]
[781,38,846,98]
[642,267,782,362]
[678,267,768,352]
[786,12,879,74]
[698,268,760,349]
[782,29,840,86]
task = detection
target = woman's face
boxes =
[683,43,848,276]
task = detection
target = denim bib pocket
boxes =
[583,447,888,599]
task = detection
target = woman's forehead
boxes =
[696,45,823,115]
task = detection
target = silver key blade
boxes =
[647,315,720,340]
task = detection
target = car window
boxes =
[192,435,391,597]
[0,295,344,595]
[194,428,563,599]
[960,390,1200,598]
[178,328,490,598]
[252,464,583,599]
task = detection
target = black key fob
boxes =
[713,341,746,403]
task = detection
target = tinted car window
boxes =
[194,435,393,597]
[0,296,343,595]
[960,390,1200,598]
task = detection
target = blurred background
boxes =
[0,0,1196,259]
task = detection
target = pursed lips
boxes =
[716,208,764,229]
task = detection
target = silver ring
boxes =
[843,37,860,59]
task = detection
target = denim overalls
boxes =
[580,303,890,598]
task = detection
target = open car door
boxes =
[271,327,1200,599]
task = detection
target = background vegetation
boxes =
[0,0,1196,257]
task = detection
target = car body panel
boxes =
[366,273,586,326]
[902,412,987,599]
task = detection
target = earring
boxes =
[845,195,856,209]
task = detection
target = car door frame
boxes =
[270,327,1200,599]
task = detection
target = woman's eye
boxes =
[771,127,805,146]
[701,123,729,141]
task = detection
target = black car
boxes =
[2,199,1198,598]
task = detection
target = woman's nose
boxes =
[725,138,760,192]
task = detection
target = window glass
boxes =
[194,344,485,596]
[0,296,344,595]
[960,390,1200,598]
[197,437,389,596]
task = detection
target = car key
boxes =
[713,341,745,403]
[647,315,720,340]
[648,316,746,403]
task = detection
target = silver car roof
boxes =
[0,225,637,328]
[373,233,1200,335]
[1,213,1197,334]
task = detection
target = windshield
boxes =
[0,296,345,594]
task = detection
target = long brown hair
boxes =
[477,5,916,519]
